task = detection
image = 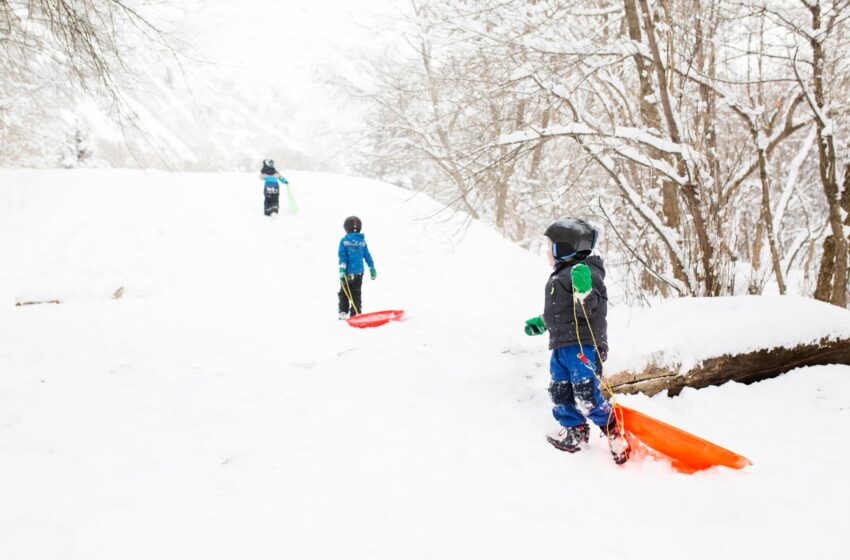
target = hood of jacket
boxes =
[343,232,366,242]
[552,254,606,278]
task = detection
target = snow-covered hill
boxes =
[1,170,848,559]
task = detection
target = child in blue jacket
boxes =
[260,159,288,216]
[338,215,376,318]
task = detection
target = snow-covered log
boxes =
[604,296,850,396]
[606,336,850,397]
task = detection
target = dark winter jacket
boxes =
[542,255,608,358]
[338,232,375,275]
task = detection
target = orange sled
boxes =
[615,405,752,474]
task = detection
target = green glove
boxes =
[370,267,377,280]
[339,265,346,281]
[571,263,592,300]
[524,315,547,336]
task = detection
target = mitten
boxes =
[524,315,547,336]
[571,263,592,300]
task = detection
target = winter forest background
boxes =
[2,0,849,308]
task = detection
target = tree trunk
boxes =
[815,234,837,300]
[808,2,848,307]
[836,163,850,303]
[495,181,508,233]
[833,163,850,301]
[638,0,716,295]
[756,141,787,294]
[749,217,765,294]
[625,0,680,231]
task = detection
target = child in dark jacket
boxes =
[338,215,376,319]
[259,159,288,216]
[524,218,629,464]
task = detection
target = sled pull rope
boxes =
[572,295,625,434]
[342,275,360,316]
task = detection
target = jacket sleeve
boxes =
[363,243,375,269]
[338,240,347,267]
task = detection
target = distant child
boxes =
[260,159,288,216]
[524,218,629,464]
[338,216,376,319]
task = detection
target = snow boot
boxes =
[602,424,630,465]
[338,312,349,320]
[546,424,590,453]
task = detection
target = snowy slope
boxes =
[1,170,848,559]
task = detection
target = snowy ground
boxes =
[1,170,848,559]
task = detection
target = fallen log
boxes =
[606,336,850,397]
[13,286,124,307]
[14,299,61,307]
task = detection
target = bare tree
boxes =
[1,0,176,164]
[357,0,849,305]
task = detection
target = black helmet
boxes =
[344,216,362,233]
[261,159,276,173]
[544,218,597,260]
[263,158,275,168]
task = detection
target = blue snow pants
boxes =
[549,344,614,429]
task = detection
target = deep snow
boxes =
[1,170,848,559]
[606,295,850,373]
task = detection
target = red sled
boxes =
[615,404,752,474]
[346,309,405,328]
